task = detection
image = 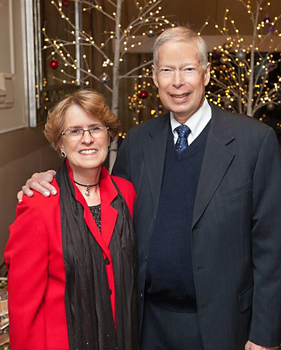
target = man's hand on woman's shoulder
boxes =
[17,170,57,202]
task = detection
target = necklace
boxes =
[74,180,99,196]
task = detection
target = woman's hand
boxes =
[17,170,57,201]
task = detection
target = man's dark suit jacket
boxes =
[113,103,281,349]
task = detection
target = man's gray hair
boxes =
[153,26,208,70]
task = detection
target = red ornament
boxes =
[139,90,148,99]
[62,0,70,6]
[49,59,59,69]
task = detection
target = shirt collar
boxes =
[170,98,212,140]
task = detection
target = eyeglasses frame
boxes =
[60,126,110,140]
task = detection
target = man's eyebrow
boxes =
[159,62,199,68]
[159,64,176,68]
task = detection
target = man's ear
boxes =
[152,65,159,88]
[204,62,211,87]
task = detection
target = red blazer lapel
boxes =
[82,204,110,254]
[100,166,118,248]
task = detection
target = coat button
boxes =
[104,257,110,265]
[140,293,143,300]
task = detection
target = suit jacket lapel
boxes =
[192,105,235,229]
[143,113,169,219]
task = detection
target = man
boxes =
[19,27,281,349]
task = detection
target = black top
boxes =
[89,204,101,232]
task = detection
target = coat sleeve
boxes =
[249,127,281,346]
[5,201,49,350]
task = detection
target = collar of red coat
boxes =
[66,160,118,205]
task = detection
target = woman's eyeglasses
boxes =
[61,126,109,140]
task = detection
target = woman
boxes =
[5,90,138,350]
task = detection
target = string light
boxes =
[202,0,281,119]
[41,0,174,131]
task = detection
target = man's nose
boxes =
[173,70,185,88]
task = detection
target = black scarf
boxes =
[56,161,138,350]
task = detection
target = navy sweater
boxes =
[145,121,210,312]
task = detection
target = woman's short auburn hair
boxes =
[44,89,120,154]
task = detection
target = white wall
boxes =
[0,0,27,133]
[0,0,61,272]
